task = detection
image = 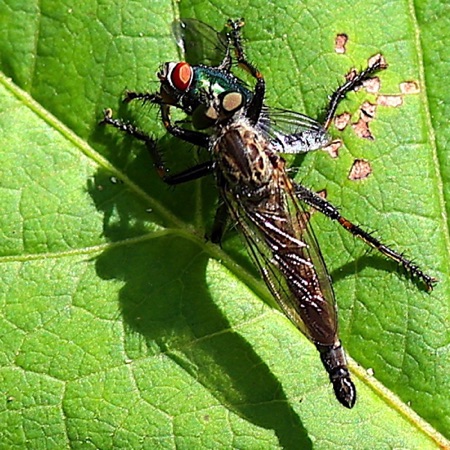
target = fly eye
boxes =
[170,62,193,91]
[220,91,244,114]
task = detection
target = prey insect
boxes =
[102,19,436,408]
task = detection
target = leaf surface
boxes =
[0,0,449,448]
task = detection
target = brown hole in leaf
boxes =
[348,159,372,180]
[360,101,377,123]
[368,53,388,69]
[377,95,403,107]
[335,34,348,54]
[352,119,374,140]
[316,189,327,199]
[334,112,351,130]
[400,81,420,94]
[323,139,342,158]
[346,68,358,82]
[362,76,381,94]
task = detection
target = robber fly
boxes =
[102,19,436,408]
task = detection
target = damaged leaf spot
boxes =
[361,55,386,94]
[400,81,420,94]
[335,34,348,54]
[346,68,359,83]
[360,101,377,122]
[334,112,351,130]
[344,55,386,94]
[323,139,342,158]
[351,101,377,139]
[377,95,403,107]
[348,159,372,180]
[368,53,387,69]
[334,52,418,142]
[317,189,327,199]
[352,119,374,139]
[337,53,387,140]
[362,76,381,94]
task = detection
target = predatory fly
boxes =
[102,19,436,408]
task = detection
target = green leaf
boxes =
[0,0,449,448]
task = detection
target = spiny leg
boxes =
[122,90,212,148]
[226,19,265,125]
[158,104,211,148]
[101,109,215,185]
[323,55,387,129]
[294,183,437,290]
[217,29,233,71]
[123,91,160,104]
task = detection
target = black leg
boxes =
[161,161,216,185]
[123,91,160,104]
[210,201,230,244]
[122,91,212,148]
[217,33,233,71]
[226,19,265,125]
[294,183,437,290]
[323,55,387,129]
[101,109,215,185]
[159,104,211,148]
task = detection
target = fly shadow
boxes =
[88,164,313,449]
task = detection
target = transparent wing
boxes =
[173,18,229,67]
[220,172,338,346]
[258,106,331,154]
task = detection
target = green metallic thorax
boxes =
[191,66,253,104]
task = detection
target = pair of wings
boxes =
[174,18,339,344]
[219,172,338,345]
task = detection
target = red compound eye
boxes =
[171,62,193,91]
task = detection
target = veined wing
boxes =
[220,171,338,346]
[173,18,229,67]
[258,106,331,154]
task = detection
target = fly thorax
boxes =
[213,121,274,197]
